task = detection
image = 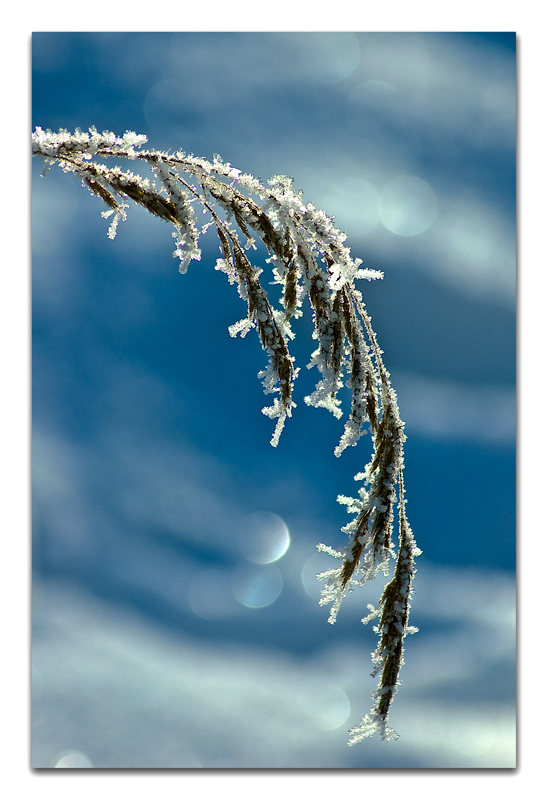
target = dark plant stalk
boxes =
[32,126,421,743]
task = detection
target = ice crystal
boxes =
[32,127,420,745]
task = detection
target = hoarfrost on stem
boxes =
[32,126,420,744]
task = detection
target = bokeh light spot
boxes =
[326,177,380,238]
[298,33,361,83]
[144,78,188,133]
[349,79,397,107]
[232,563,283,608]
[314,684,351,730]
[237,511,290,564]
[450,716,497,757]
[53,751,93,768]
[301,552,337,600]
[379,175,438,236]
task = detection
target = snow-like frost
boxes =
[32,127,419,746]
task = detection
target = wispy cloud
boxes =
[393,371,515,443]
[32,561,515,768]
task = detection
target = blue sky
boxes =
[31,32,515,768]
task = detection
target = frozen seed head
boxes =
[32,127,418,745]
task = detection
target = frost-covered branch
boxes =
[32,126,421,743]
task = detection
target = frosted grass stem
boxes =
[32,126,421,743]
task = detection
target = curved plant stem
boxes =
[32,126,421,742]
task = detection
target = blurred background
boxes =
[31,32,516,768]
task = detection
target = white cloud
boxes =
[32,560,515,768]
[393,371,515,443]
[347,33,515,152]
